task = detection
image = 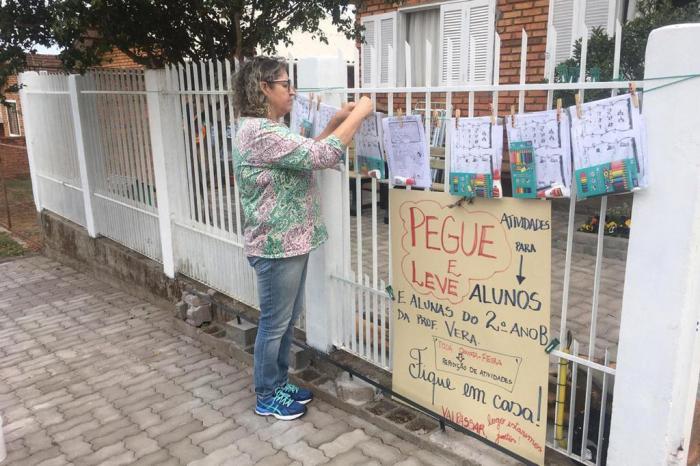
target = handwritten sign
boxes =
[390,190,551,465]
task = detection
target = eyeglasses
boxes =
[266,79,294,91]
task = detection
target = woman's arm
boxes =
[314,102,357,141]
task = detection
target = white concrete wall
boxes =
[608,23,700,465]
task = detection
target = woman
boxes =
[232,56,373,420]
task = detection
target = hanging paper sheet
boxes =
[382,115,431,188]
[355,112,386,178]
[449,116,504,198]
[312,102,339,138]
[568,93,649,199]
[290,94,314,137]
[505,109,572,198]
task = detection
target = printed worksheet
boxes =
[449,116,504,198]
[505,109,572,198]
[382,115,431,188]
[354,112,385,177]
[569,93,648,199]
[312,102,339,138]
[290,94,314,136]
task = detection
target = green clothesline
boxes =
[294,73,700,95]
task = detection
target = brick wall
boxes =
[0,137,29,179]
[98,49,143,70]
[356,0,550,116]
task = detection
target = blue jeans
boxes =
[247,253,309,398]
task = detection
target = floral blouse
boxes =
[233,117,345,258]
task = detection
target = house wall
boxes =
[0,137,29,178]
[356,0,550,116]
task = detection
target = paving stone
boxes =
[319,429,371,458]
[123,433,160,459]
[23,429,54,453]
[235,432,277,462]
[36,454,69,466]
[270,421,318,450]
[57,437,93,460]
[393,458,423,466]
[357,439,403,464]
[21,446,64,465]
[166,437,206,464]
[305,421,354,448]
[53,418,101,443]
[130,449,178,466]
[283,441,330,466]
[190,404,227,427]
[146,412,195,438]
[189,444,251,466]
[154,419,204,446]
[327,449,376,465]
[200,426,250,454]
[91,423,142,451]
[128,408,162,430]
[189,419,236,445]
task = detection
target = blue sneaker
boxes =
[255,391,306,420]
[278,382,313,405]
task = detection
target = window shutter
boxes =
[585,0,612,32]
[379,16,396,85]
[466,0,493,83]
[361,19,376,86]
[551,0,575,66]
[440,3,465,85]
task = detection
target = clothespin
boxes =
[368,169,381,179]
[489,103,496,125]
[510,105,516,128]
[396,107,404,127]
[308,92,315,119]
[556,98,562,122]
[574,93,583,119]
[454,108,461,129]
[544,337,560,354]
[385,285,395,300]
[432,109,439,125]
[316,94,322,110]
[629,82,639,108]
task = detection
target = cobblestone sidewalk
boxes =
[0,256,456,465]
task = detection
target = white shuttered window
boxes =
[438,0,495,86]
[549,0,618,67]
[361,12,397,87]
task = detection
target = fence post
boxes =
[607,24,700,465]
[297,57,348,352]
[17,72,42,213]
[144,69,178,278]
[68,74,97,238]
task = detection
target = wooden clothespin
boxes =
[454,108,461,129]
[316,94,322,110]
[489,103,496,125]
[308,92,315,119]
[556,98,562,122]
[396,107,404,127]
[629,82,639,108]
[510,105,516,128]
[574,93,583,119]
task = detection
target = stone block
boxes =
[224,320,257,348]
[184,293,210,307]
[186,304,212,327]
[288,346,311,372]
[335,373,375,405]
[175,301,188,320]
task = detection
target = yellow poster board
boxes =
[390,190,551,465]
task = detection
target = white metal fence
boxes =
[18,23,700,466]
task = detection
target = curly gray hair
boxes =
[232,56,288,118]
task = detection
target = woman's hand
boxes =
[355,96,374,119]
[331,96,377,146]
[331,102,357,125]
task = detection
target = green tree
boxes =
[554,0,700,105]
[0,0,362,101]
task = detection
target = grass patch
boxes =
[0,232,25,257]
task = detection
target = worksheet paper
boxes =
[449,116,504,198]
[568,93,649,199]
[354,112,385,177]
[505,109,572,198]
[290,94,314,136]
[312,102,339,138]
[382,115,431,188]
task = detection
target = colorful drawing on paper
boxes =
[509,141,538,199]
[505,109,572,198]
[449,116,503,198]
[382,115,431,188]
[290,94,314,136]
[390,190,551,465]
[569,93,648,199]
